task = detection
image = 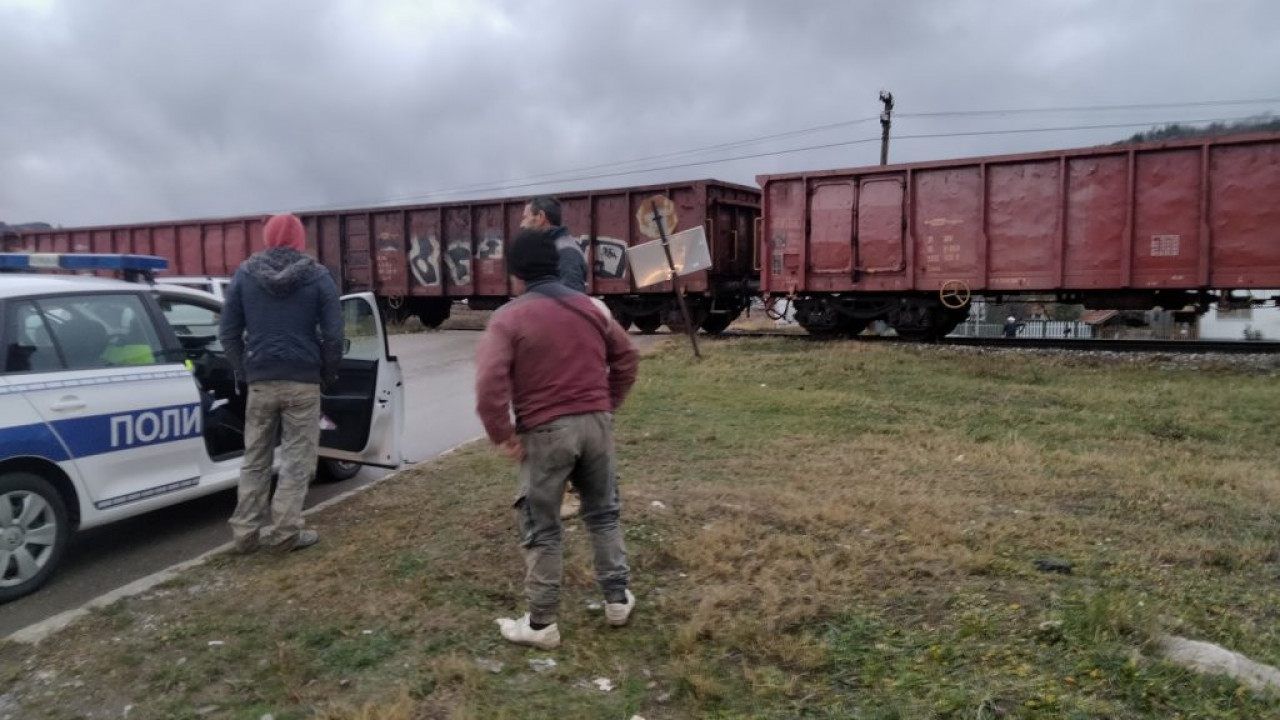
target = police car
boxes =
[0,253,403,603]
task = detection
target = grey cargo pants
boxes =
[229,380,321,549]
[514,411,629,626]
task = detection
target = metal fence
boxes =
[949,320,1095,339]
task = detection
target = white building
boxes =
[1197,293,1280,340]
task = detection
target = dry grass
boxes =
[4,340,1280,719]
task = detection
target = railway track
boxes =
[709,330,1280,354]
[429,323,1280,354]
[939,336,1280,354]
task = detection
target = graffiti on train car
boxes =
[594,236,628,279]
[445,240,472,285]
[408,233,442,287]
[478,231,503,260]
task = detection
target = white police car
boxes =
[0,253,403,602]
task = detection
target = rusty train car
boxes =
[7,179,761,334]
[758,131,1280,339]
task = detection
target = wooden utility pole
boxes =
[879,90,894,165]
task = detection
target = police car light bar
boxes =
[0,253,169,272]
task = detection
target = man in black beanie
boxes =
[505,225,562,288]
[475,227,639,649]
[520,196,587,293]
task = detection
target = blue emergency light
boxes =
[0,253,169,272]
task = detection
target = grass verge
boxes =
[3,340,1280,719]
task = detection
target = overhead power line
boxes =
[424,97,1280,204]
[297,98,1280,212]
[302,115,882,211]
[297,113,1269,212]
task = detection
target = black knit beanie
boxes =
[508,227,561,281]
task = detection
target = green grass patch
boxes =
[4,340,1280,718]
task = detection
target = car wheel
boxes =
[318,458,362,483]
[0,472,70,604]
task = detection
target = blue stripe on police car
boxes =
[48,403,203,458]
[0,421,72,462]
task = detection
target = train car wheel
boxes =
[838,317,870,337]
[798,320,841,337]
[609,308,633,330]
[893,326,934,341]
[416,303,451,329]
[664,306,706,335]
[700,311,738,335]
[893,315,964,341]
[633,313,662,334]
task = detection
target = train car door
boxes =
[806,180,857,290]
[856,177,907,280]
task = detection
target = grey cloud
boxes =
[1,0,1277,227]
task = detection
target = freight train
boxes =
[4,180,761,335]
[6,131,1279,339]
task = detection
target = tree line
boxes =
[1122,114,1280,143]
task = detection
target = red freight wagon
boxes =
[299,179,759,332]
[11,180,760,333]
[9,215,265,277]
[758,131,1280,339]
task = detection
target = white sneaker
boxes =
[495,614,561,649]
[560,493,581,520]
[604,589,635,627]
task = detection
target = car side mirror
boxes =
[343,338,352,355]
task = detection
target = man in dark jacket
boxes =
[521,195,590,520]
[220,213,344,553]
[521,196,587,293]
[477,227,639,649]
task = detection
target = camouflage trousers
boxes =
[514,411,629,626]
[229,380,321,550]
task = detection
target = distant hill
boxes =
[0,221,53,234]
[1122,114,1280,143]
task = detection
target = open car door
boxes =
[318,293,403,469]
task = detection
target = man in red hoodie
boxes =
[476,227,640,649]
[220,213,343,553]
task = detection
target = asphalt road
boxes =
[0,331,485,639]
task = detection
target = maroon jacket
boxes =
[475,282,639,444]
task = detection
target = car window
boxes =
[2,294,169,373]
[4,301,61,373]
[166,280,215,295]
[169,281,211,293]
[343,297,380,361]
[160,278,231,300]
[157,297,223,351]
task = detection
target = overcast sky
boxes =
[1,0,1277,227]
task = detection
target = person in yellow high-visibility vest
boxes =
[102,343,155,366]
